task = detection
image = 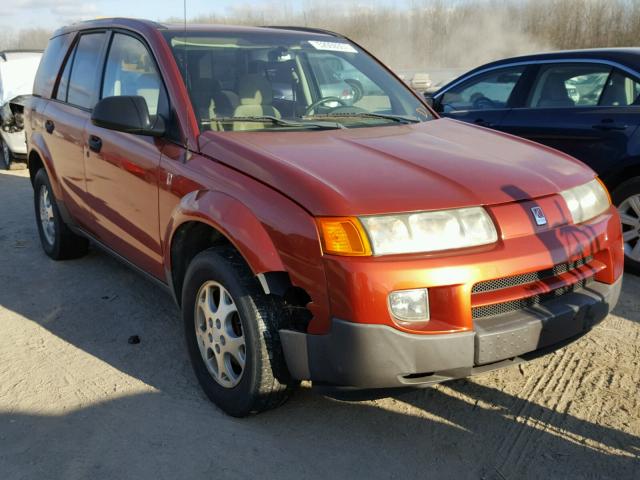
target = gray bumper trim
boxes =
[279,277,622,389]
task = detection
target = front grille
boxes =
[472,279,591,319]
[472,256,593,294]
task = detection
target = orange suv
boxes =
[25,19,624,416]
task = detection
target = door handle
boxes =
[88,135,102,153]
[44,120,55,134]
[474,118,493,128]
[593,119,627,131]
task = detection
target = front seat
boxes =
[537,73,575,108]
[232,74,281,131]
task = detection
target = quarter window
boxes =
[55,50,73,102]
[527,63,610,108]
[67,33,107,109]
[440,66,525,112]
[102,33,168,117]
[600,70,640,107]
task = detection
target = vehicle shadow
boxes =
[1,171,638,479]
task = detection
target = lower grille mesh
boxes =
[472,279,590,319]
[472,257,593,294]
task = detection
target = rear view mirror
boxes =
[91,96,165,137]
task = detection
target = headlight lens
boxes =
[360,207,498,255]
[560,179,610,225]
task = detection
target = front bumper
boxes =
[280,277,622,388]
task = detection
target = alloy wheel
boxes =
[619,194,640,262]
[194,281,246,388]
[39,185,56,246]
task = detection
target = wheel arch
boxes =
[27,134,61,198]
[165,190,290,306]
[604,162,640,197]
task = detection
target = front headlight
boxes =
[360,207,498,255]
[560,179,610,225]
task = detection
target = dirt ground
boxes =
[0,168,638,480]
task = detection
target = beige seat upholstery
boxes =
[232,74,281,131]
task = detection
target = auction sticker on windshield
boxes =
[308,40,358,53]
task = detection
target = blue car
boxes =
[427,49,640,273]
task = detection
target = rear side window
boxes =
[67,32,107,109]
[600,70,640,107]
[440,66,525,112]
[55,51,73,102]
[527,63,610,108]
[101,33,168,117]
[34,33,73,98]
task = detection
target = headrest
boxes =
[238,74,273,106]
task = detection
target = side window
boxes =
[67,32,107,109]
[34,33,73,99]
[440,66,525,112]
[600,69,640,107]
[528,63,610,108]
[55,49,74,102]
[102,33,168,117]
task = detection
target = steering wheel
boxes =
[472,96,496,110]
[304,97,349,116]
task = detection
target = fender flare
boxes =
[163,189,286,284]
[28,132,62,198]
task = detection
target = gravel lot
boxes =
[0,168,638,480]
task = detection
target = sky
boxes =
[0,0,413,31]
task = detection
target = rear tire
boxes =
[182,247,296,417]
[1,137,11,170]
[33,168,89,260]
[612,177,640,275]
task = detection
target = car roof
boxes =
[433,48,640,96]
[51,17,338,39]
[472,48,640,73]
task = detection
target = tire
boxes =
[33,168,89,260]
[182,247,296,416]
[612,177,640,275]
[1,137,11,170]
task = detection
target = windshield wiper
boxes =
[203,116,346,130]
[305,112,420,124]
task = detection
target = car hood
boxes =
[198,118,594,216]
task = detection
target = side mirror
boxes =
[423,94,442,113]
[92,96,165,137]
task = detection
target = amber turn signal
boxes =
[317,217,372,256]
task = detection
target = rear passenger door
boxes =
[434,65,528,129]
[84,31,170,279]
[500,62,640,176]
[43,31,108,228]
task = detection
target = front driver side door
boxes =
[434,65,528,129]
[84,31,172,279]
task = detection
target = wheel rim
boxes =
[194,281,246,388]
[619,193,640,262]
[39,185,56,246]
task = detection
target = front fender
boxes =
[164,189,286,277]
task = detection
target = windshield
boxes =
[163,30,432,132]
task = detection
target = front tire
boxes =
[182,247,296,416]
[613,177,640,275]
[33,168,89,260]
